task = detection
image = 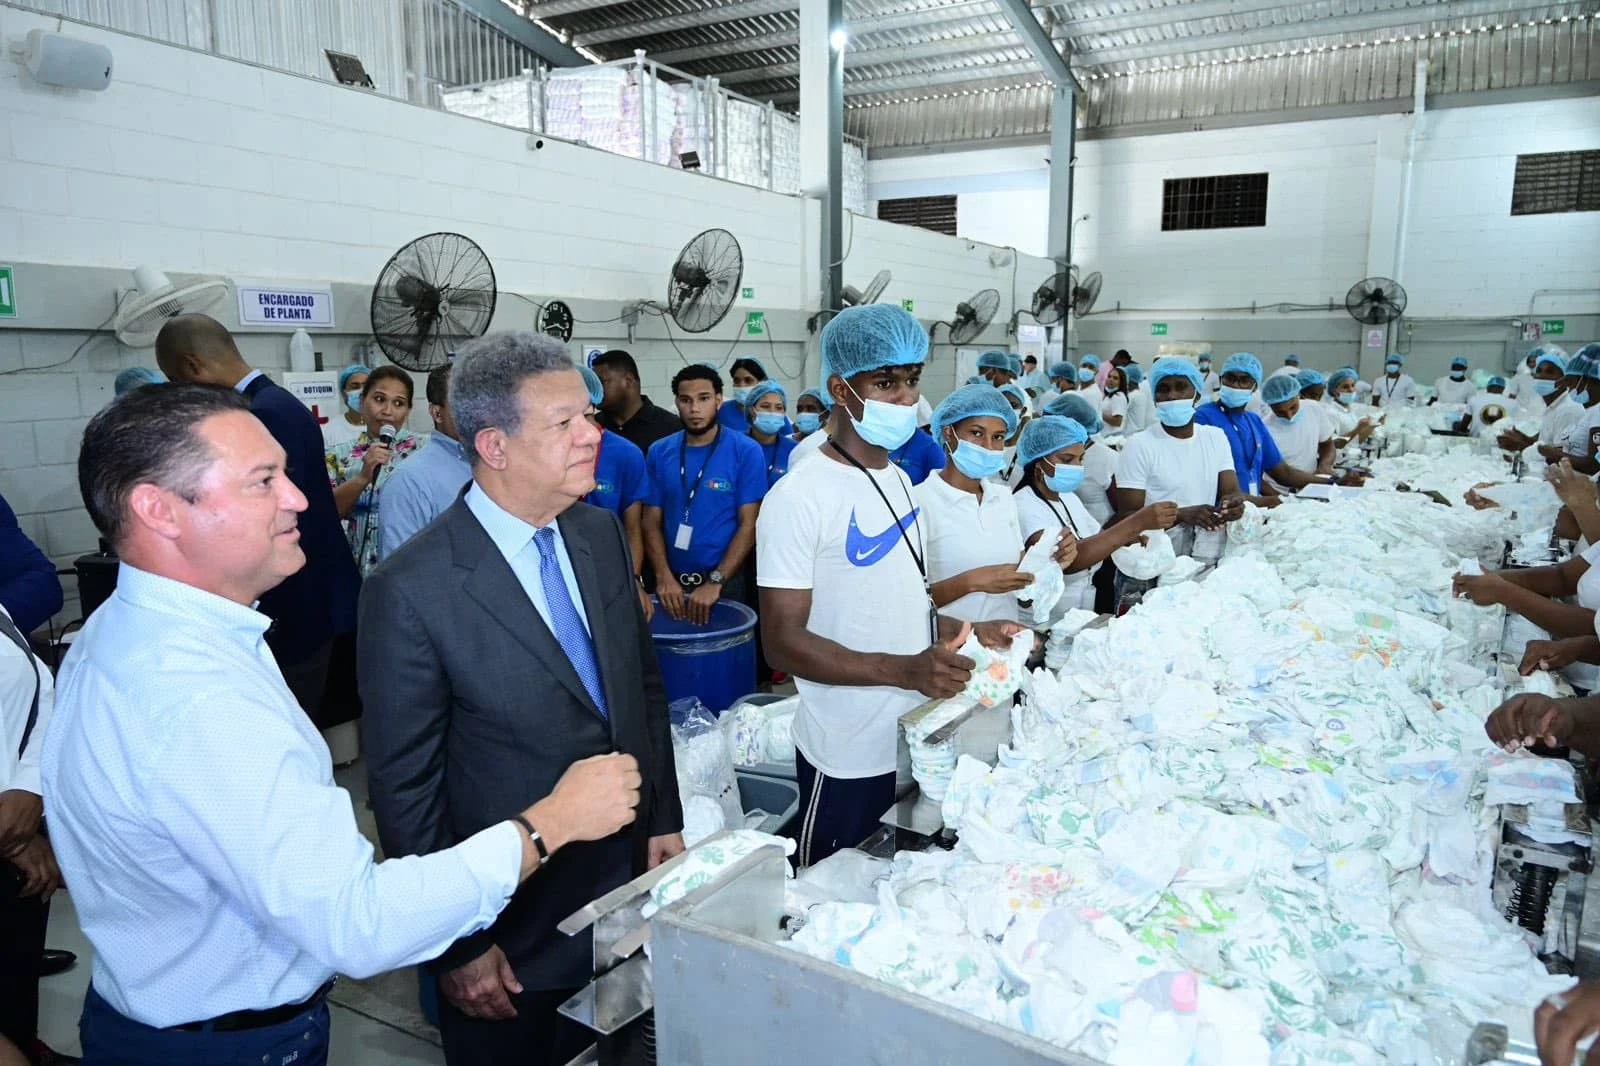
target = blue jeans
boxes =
[80,985,330,1066]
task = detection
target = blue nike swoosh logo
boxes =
[845,507,919,567]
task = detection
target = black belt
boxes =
[173,978,335,1033]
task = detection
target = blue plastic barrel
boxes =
[649,598,758,715]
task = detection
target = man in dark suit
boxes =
[358,332,683,1066]
[156,315,361,715]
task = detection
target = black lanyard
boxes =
[1040,490,1079,537]
[1383,375,1400,398]
[0,611,40,762]
[678,429,726,521]
[827,441,936,642]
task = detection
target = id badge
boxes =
[674,524,694,551]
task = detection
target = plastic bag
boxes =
[720,701,767,765]
[1017,533,1067,627]
[1113,529,1178,581]
[671,700,744,843]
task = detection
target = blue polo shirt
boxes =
[1193,401,1282,495]
[752,432,799,489]
[585,429,649,516]
[718,399,793,437]
[888,429,947,486]
[645,427,768,573]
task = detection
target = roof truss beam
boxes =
[644,0,997,66]
[712,32,1019,84]
[993,0,1081,90]
[769,57,1043,102]
[574,0,799,47]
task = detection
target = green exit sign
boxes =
[745,310,765,336]
[1544,319,1566,335]
[900,298,916,313]
[0,266,15,318]
[741,286,754,300]
[1150,322,1168,336]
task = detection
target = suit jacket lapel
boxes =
[451,504,604,720]
[558,509,619,740]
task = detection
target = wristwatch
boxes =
[707,569,725,585]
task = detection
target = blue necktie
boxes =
[533,528,608,718]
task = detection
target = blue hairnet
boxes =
[1043,391,1103,436]
[745,380,787,408]
[1123,364,1144,388]
[1566,352,1600,381]
[965,375,985,385]
[1047,361,1075,380]
[998,382,1029,412]
[1488,376,1507,389]
[1017,415,1089,465]
[1384,352,1404,366]
[1263,374,1302,406]
[1297,368,1326,389]
[1148,357,1204,398]
[798,386,830,410]
[1328,367,1359,390]
[1450,356,1469,370]
[1221,352,1263,385]
[932,383,1019,437]
[1007,353,1024,377]
[1284,354,1301,366]
[1536,352,1568,375]
[1080,354,1101,369]
[1574,343,1600,364]
[820,304,929,383]
[578,365,604,406]
[338,363,371,392]
[1528,343,1568,363]
[114,366,165,396]
[977,350,1010,371]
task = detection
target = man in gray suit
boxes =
[359,333,684,1066]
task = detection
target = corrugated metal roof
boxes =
[519,0,1600,146]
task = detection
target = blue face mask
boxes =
[1335,391,1355,405]
[796,412,823,434]
[1385,363,1401,376]
[948,437,1006,480]
[1277,408,1301,425]
[1576,390,1593,406]
[1078,368,1096,383]
[1156,400,1196,427]
[1198,363,1211,373]
[752,412,787,435]
[1219,386,1255,409]
[845,383,919,451]
[346,390,363,414]
[1534,379,1559,398]
[1450,371,1466,381]
[1044,463,1086,494]
[730,387,752,406]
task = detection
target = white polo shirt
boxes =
[1263,409,1329,493]
[914,472,1024,623]
[1015,486,1102,612]
[1077,441,1118,525]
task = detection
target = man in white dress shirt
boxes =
[43,384,641,1066]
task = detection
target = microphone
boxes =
[375,424,397,464]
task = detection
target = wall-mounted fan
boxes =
[666,228,743,333]
[1072,270,1103,317]
[841,270,892,308]
[370,232,497,372]
[113,265,229,347]
[1027,270,1072,327]
[1345,277,1407,325]
[938,288,1000,346]
[540,299,574,342]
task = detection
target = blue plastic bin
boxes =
[650,598,758,715]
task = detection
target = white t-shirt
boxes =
[1077,441,1118,525]
[787,427,829,472]
[1508,367,1538,400]
[1,604,54,795]
[1201,371,1220,397]
[1562,402,1600,458]
[1124,386,1156,435]
[756,452,930,779]
[1434,377,1477,405]
[914,473,1024,623]
[1100,391,1130,434]
[321,414,363,449]
[1115,425,1235,509]
[1015,486,1103,612]
[1263,410,1328,493]
[1372,373,1417,408]
[1541,392,1584,447]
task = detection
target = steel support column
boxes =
[824,0,845,312]
[1046,84,1075,273]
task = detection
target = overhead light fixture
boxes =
[830,28,849,51]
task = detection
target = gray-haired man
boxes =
[358,332,684,1066]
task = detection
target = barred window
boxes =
[1162,172,1269,231]
[1511,150,1600,216]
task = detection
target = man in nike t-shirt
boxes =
[758,306,1021,866]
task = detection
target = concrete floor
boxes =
[37,759,447,1065]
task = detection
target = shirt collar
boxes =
[234,369,264,394]
[465,482,564,563]
[427,432,465,462]
[114,563,271,640]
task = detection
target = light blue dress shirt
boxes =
[234,368,264,393]
[377,431,472,560]
[41,564,524,1028]
[464,483,591,637]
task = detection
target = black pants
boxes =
[793,750,897,868]
[0,864,46,1053]
[438,986,589,1066]
[277,638,332,722]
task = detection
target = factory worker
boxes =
[1097,364,1130,436]
[717,357,788,436]
[1267,354,1302,380]
[1197,354,1220,397]
[1469,377,1512,438]
[1433,356,1477,405]
[1123,364,1155,435]
[1114,357,1244,559]
[1499,351,1580,456]
[1295,368,1339,441]
[1006,353,1025,382]
[323,362,369,447]
[976,349,1016,388]
[1261,373,1340,494]
[1035,361,1075,414]
[576,366,652,620]
[1507,347,1542,409]
[1323,367,1379,448]
[1194,352,1342,503]
[1043,392,1116,525]
[916,385,1076,623]
[1076,354,1102,392]
[757,305,1022,866]
[1455,548,1600,687]
[1020,355,1048,390]
[1553,345,1600,473]
[745,381,798,488]
[793,388,828,440]
[1371,353,1417,408]
[996,383,1031,486]
[1013,417,1177,612]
